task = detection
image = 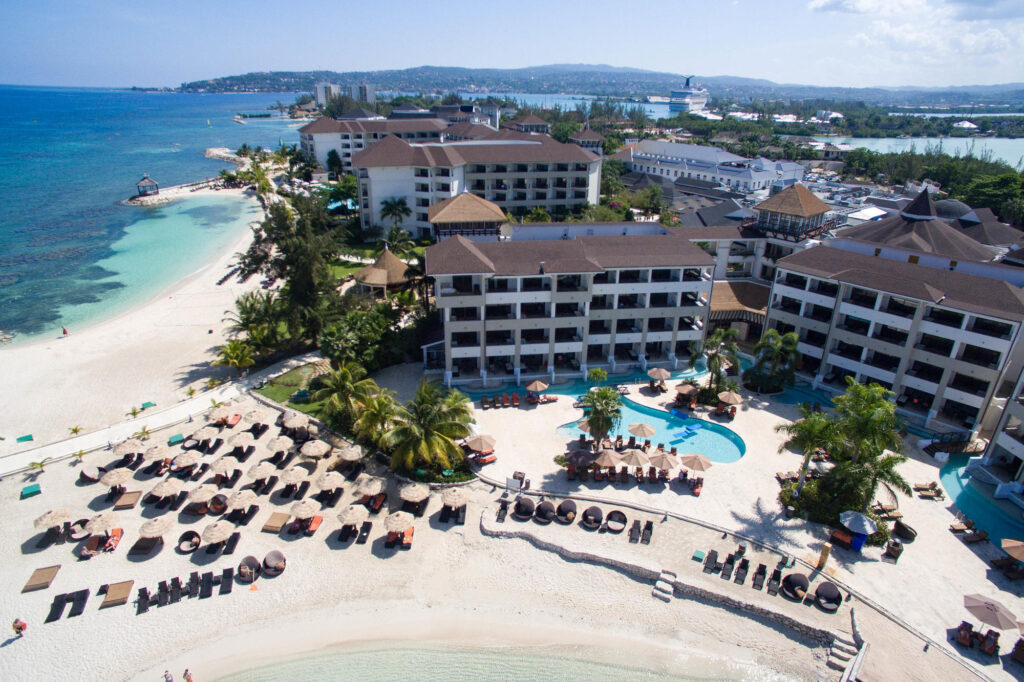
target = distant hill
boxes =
[177,64,1024,106]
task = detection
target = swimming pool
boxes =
[940,454,1024,549]
[774,383,837,408]
[557,397,746,464]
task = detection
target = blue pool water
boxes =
[940,454,1024,549]
[774,383,836,408]
[558,396,746,464]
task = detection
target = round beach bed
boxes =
[780,573,810,602]
[68,519,89,542]
[238,555,261,583]
[581,506,603,530]
[533,501,555,525]
[893,520,917,541]
[555,499,577,525]
[814,581,842,613]
[208,494,228,516]
[176,530,200,554]
[605,510,627,533]
[512,497,535,521]
[262,550,286,577]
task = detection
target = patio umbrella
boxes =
[442,487,468,508]
[229,432,254,449]
[400,483,430,503]
[210,457,237,475]
[339,445,364,462]
[357,477,385,497]
[227,489,258,510]
[628,422,657,438]
[144,444,173,462]
[192,426,219,442]
[385,511,414,532]
[86,512,120,535]
[301,440,330,458]
[464,434,497,452]
[173,451,202,468]
[1002,539,1024,562]
[676,383,699,396]
[290,500,320,519]
[525,380,549,392]
[718,391,743,405]
[647,367,671,381]
[113,438,144,457]
[576,418,592,433]
[247,462,277,480]
[593,448,622,468]
[34,508,71,530]
[208,406,233,422]
[338,504,368,527]
[201,521,234,545]
[619,448,649,468]
[316,471,346,492]
[840,511,878,536]
[100,468,132,487]
[150,478,183,499]
[648,451,678,470]
[964,594,1019,630]
[679,453,713,472]
[282,466,309,485]
[139,516,174,539]
[244,408,271,426]
[283,413,309,430]
[187,484,218,504]
[565,449,598,467]
[267,436,294,454]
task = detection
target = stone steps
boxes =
[825,634,860,674]
[652,569,677,602]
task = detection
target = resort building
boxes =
[353,134,601,237]
[424,234,715,385]
[428,193,507,240]
[507,115,552,135]
[298,117,449,173]
[971,371,1024,508]
[313,82,342,108]
[568,128,605,155]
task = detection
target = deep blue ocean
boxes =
[0,85,301,342]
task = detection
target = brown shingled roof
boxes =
[570,128,605,142]
[428,193,507,224]
[841,213,998,262]
[299,117,448,135]
[754,184,829,218]
[515,115,550,127]
[352,134,598,169]
[355,247,410,287]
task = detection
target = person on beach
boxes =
[163,671,174,682]
[12,618,26,637]
[183,669,193,682]
[61,325,69,337]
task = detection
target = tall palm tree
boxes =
[751,329,800,391]
[380,197,411,229]
[857,451,912,512]
[832,377,903,464]
[775,406,837,497]
[689,327,740,394]
[384,381,473,472]
[579,386,622,445]
[380,225,414,258]
[403,252,431,314]
[312,362,377,426]
[213,339,255,375]
[353,389,397,447]
[224,291,281,344]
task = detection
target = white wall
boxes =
[826,239,1024,286]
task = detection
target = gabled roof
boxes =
[956,219,1023,247]
[753,183,829,218]
[515,115,550,127]
[355,246,410,287]
[570,128,605,142]
[428,193,507,224]
[442,121,496,139]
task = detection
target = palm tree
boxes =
[587,368,608,386]
[224,291,282,352]
[403,252,431,314]
[384,380,473,472]
[857,451,912,512]
[312,362,377,426]
[749,329,800,392]
[380,225,414,258]
[689,327,740,394]
[214,339,256,375]
[380,197,411,229]
[832,377,903,464]
[579,386,622,445]
[353,389,397,447]
[775,406,837,497]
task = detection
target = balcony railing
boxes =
[969,321,1012,340]
[924,311,964,329]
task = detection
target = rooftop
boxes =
[428,193,507,224]
[298,117,448,135]
[754,184,830,219]
[352,133,599,169]
[354,247,410,287]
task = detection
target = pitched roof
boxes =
[777,246,1024,321]
[515,115,550,127]
[428,193,507,224]
[956,219,1023,247]
[753,184,829,218]
[298,117,447,135]
[352,133,598,169]
[840,211,999,262]
[899,189,937,220]
[442,121,495,139]
[336,107,380,120]
[354,247,410,287]
[711,281,771,314]
[136,174,157,187]
[570,128,605,142]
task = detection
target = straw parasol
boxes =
[208,406,233,422]
[316,471,346,492]
[676,383,699,396]
[100,468,132,487]
[113,438,144,457]
[619,448,649,468]
[576,418,592,433]
[144,444,173,462]
[400,483,430,503]
[150,478,183,499]
[301,440,331,458]
[202,521,234,545]
[628,422,657,438]
[247,462,277,480]
[338,504,368,527]
[717,390,743,405]
[840,511,878,536]
[290,500,320,519]
[283,413,309,430]
[227,489,258,510]
[357,477,385,497]
[679,453,713,472]
[964,594,1019,630]
[34,508,72,530]
[339,444,364,462]
[385,511,414,532]
[187,484,218,504]
[244,408,271,425]
[647,367,671,381]
[229,431,254,448]
[525,380,549,392]
[464,434,496,452]
[267,435,294,454]
[648,451,678,470]
[442,487,468,508]
[593,448,622,467]
[139,516,175,539]
[210,457,237,476]
[173,451,202,468]
[86,512,120,535]
[192,426,219,442]
[282,467,308,485]
[1001,538,1024,562]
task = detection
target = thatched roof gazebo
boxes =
[427,192,507,239]
[353,246,410,296]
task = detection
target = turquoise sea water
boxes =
[0,85,300,341]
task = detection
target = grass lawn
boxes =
[344,242,427,261]
[255,364,326,419]
[330,259,365,281]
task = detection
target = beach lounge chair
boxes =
[219,568,234,595]
[294,480,310,500]
[67,589,89,617]
[224,532,241,555]
[262,511,290,534]
[187,572,200,598]
[956,621,974,647]
[512,393,520,407]
[734,558,750,585]
[721,554,736,581]
[641,520,653,545]
[692,478,703,496]
[703,550,719,573]
[752,564,767,590]
[113,490,142,510]
[728,406,736,419]
[501,394,511,407]
[385,531,400,548]
[34,526,61,550]
[104,528,124,552]
[280,483,296,499]
[357,521,372,544]
[79,535,103,559]
[627,436,636,449]
[566,464,576,481]
[496,500,509,523]
[593,467,605,482]
[277,452,296,470]
[402,527,414,549]
[767,569,782,596]
[950,519,975,533]
[23,565,61,593]
[100,580,133,609]
[135,588,150,615]
[913,481,938,491]
[615,435,623,450]
[480,396,490,409]
[207,438,223,455]
[45,593,70,623]
[919,488,945,500]
[128,536,163,556]
[199,572,214,599]
[169,578,182,604]
[980,630,1000,656]
[628,520,641,543]
[456,506,466,525]
[305,515,323,536]
[991,555,1017,569]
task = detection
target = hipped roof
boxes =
[355,247,410,287]
[428,193,506,224]
[753,183,829,218]
[352,133,598,168]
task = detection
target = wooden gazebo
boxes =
[354,246,410,296]
[136,174,159,197]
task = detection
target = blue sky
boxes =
[1,0,1022,88]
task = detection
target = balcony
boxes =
[617,296,645,309]
[906,362,944,383]
[833,344,863,361]
[618,271,648,284]
[838,318,869,336]
[651,269,680,283]
[521,331,548,344]
[485,307,514,321]
[802,332,827,348]
[969,319,1012,340]
[439,284,480,297]
[450,309,480,322]
[782,274,808,289]
[866,353,900,373]
[949,375,990,398]
[682,269,704,282]
[589,322,611,334]
[882,301,916,319]
[520,305,549,319]
[485,333,513,346]
[806,306,833,323]
[647,319,673,332]
[958,346,1000,370]
[554,306,584,318]
[521,279,551,292]
[872,327,908,346]
[774,299,801,314]
[810,282,839,297]
[843,293,877,310]
[555,276,585,292]
[590,297,612,310]
[915,335,953,357]
[451,334,479,348]
[554,329,582,343]
[924,309,964,329]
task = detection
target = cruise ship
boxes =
[669,76,709,113]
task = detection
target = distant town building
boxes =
[569,128,605,155]
[508,115,552,135]
[350,82,375,104]
[136,174,158,196]
[314,82,342,108]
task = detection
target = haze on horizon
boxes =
[2,0,1023,90]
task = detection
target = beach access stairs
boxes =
[828,633,860,672]
[652,569,676,602]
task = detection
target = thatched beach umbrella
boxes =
[86,512,120,535]
[1002,539,1024,562]
[647,367,671,381]
[628,422,657,438]
[442,487,468,509]
[173,451,202,468]
[464,434,496,452]
[187,484,218,504]
[267,436,294,454]
[525,380,549,392]
[338,504,368,527]
[34,508,71,530]
[676,383,698,396]
[593,449,622,468]
[210,457,237,476]
[619,448,649,468]
[192,426,219,442]
[385,511,414,533]
[576,418,592,433]
[357,477,385,497]
[679,453,713,472]
[227,489,258,510]
[282,467,309,485]
[301,440,330,458]
[202,521,234,545]
[283,413,309,430]
[648,451,678,470]
[247,462,276,480]
[208,406,233,422]
[339,444,364,462]
[139,516,175,539]
[100,468,132,487]
[144,444,173,462]
[290,500,320,519]
[717,391,743,406]
[316,471,346,492]
[244,408,271,426]
[114,438,144,457]
[229,432,254,449]
[399,483,429,503]
[150,478,183,499]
